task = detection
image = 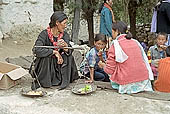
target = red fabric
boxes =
[154,57,170,93]
[104,3,112,12]
[47,27,63,51]
[104,36,149,85]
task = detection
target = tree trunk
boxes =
[53,0,65,11]
[71,0,82,44]
[123,0,129,23]
[128,0,137,39]
[87,16,94,46]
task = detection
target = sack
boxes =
[79,58,89,75]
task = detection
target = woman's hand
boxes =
[58,39,68,52]
[53,50,63,64]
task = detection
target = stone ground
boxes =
[0,37,170,114]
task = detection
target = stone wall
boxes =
[136,23,156,47]
[0,0,53,39]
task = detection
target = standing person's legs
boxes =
[106,36,113,49]
[165,34,170,46]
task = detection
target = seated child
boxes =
[80,33,110,83]
[148,32,168,77]
[154,46,170,93]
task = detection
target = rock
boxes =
[3,33,10,39]
[14,0,21,3]
[23,0,37,4]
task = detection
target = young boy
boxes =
[80,34,110,83]
[149,32,167,77]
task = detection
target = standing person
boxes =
[29,11,79,90]
[151,0,170,45]
[154,46,170,93]
[80,34,110,83]
[99,0,115,48]
[98,21,153,94]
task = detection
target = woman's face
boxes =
[112,29,118,39]
[56,19,67,33]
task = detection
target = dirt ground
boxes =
[0,38,170,114]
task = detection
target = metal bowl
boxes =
[72,84,97,95]
[21,89,47,97]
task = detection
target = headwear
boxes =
[49,11,68,28]
[151,0,170,32]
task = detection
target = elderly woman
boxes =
[99,21,153,94]
[29,11,79,90]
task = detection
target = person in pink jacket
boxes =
[98,21,153,94]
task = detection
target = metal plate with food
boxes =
[72,84,97,95]
[21,89,47,97]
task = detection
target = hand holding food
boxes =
[58,39,68,47]
[97,49,103,57]
[160,45,167,50]
[98,60,105,68]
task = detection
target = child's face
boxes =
[94,40,106,51]
[156,35,167,46]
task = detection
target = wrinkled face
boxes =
[56,19,67,33]
[156,35,167,46]
[112,29,118,39]
[94,40,106,51]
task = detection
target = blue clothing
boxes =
[80,47,109,82]
[149,44,166,66]
[80,47,107,75]
[149,45,166,60]
[100,6,112,37]
[85,68,110,82]
[111,79,153,94]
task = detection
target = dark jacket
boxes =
[157,2,170,34]
[29,30,79,90]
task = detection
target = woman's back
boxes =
[106,37,149,85]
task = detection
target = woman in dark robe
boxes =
[29,11,79,90]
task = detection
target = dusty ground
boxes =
[0,37,170,114]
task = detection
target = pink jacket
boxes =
[104,36,149,85]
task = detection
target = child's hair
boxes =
[156,32,168,40]
[112,21,133,39]
[94,33,107,44]
[166,46,170,57]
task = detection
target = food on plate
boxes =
[26,90,43,95]
[77,85,92,93]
